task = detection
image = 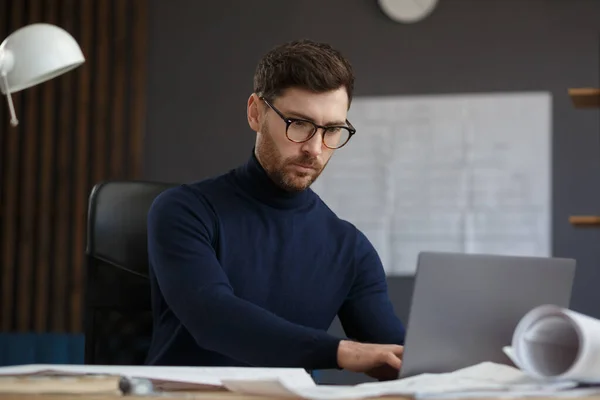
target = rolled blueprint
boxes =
[511,304,600,383]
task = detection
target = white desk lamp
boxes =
[0,23,85,127]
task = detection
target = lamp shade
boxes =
[0,23,85,95]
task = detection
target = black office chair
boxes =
[84,180,177,365]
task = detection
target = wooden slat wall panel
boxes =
[0,0,148,333]
[70,0,94,335]
[16,0,42,333]
[34,0,57,333]
[1,0,23,332]
[0,2,23,331]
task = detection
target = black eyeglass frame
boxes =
[260,97,356,149]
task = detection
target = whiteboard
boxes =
[310,92,552,276]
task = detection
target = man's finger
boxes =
[384,345,404,356]
[383,352,402,370]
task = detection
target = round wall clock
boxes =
[378,0,439,23]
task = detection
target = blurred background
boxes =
[0,0,599,385]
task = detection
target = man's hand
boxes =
[336,340,404,381]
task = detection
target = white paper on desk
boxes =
[222,362,577,400]
[418,387,600,400]
[0,364,315,390]
[510,304,600,383]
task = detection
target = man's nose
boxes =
[301,129,324,157]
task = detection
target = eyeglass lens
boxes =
[287,120,351,148]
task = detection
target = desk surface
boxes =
[1,393,600,400]
[3,393,305,400]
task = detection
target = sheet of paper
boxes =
[512,305,600,383]
[222,362,579,400]
[0,364,315,389]
[418,387,600,399]
[310,92,551,275]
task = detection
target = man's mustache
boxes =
[289,157,320,169]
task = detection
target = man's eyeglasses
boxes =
[261,97,356,149]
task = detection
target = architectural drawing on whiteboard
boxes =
[310,92,552,276]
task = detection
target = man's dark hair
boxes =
[253,39,355,107]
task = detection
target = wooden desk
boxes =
[1,393,387,400]
[1,394,600,400]
[0,394,274,400]
[0,394,277,400]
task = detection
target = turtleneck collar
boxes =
[233,149,316,210]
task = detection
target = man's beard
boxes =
[256,121,326,193]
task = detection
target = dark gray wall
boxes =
[145,0,600,384]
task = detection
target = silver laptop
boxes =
[399,251,576,378]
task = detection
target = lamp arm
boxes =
[0,73,18,127]
[0,49,18,127]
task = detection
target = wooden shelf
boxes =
[569,215,600,226]
[568,88,600,108]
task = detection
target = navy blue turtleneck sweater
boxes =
[145,151,405,369]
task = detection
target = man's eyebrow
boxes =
[285,110,347,126]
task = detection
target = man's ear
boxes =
[247,93,262,133]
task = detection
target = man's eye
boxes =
[292,121,311,128]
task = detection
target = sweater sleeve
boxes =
[337,229,406,345]
[147,185,342,369]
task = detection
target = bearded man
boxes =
[145,39,406,381]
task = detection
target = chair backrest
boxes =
[84,180,177,365]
